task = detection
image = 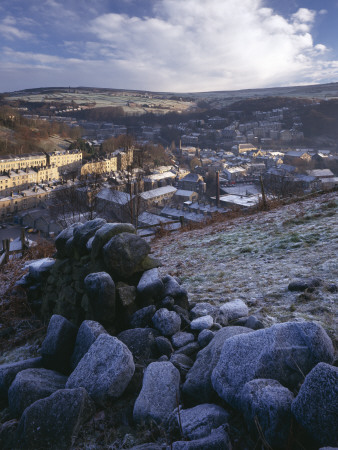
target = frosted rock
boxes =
[190,303,217,320]
[241,379,294,449]
[292,362,338,447]
[171,403,229,440]
[133,362,180,426]
[8,368,67,417]
[172,425,231,449]
[171,331,195,349]
[182,326,253,404]
[152,308,181,336]
[70,320,107,370]
[17,388,95,450]
[84,272,115,322]
[190,315,213,331]
[66,334,135,407]
[137,268,164,302]
[41,315,77,374]
[212,321,334,409]
[218,299,248,325]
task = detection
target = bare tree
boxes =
[97,169,144,227]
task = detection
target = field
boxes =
[6,89,195,115]
[6,82,338,111]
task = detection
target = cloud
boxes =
[292,8,316,23]
[0,16,33,40]
[1,0,338,92]
[86,0,337,91]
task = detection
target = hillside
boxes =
[5,82,338,111]
[0,191,336,449]
[152,191,338,346]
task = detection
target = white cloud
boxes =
[1,0,338,92]
[0,24,33,40]
[86,0,336,91]
[292,8,316,24]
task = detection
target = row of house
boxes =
[0,166,59,196]
[0,149,82,172]
[0,185,54,220]
[80,149,133,176]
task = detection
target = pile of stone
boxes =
[0,220,337,449]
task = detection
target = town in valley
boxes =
[0,85,337,244]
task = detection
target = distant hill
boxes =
[4,82,338,108]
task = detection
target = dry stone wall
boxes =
[0,220,336,449]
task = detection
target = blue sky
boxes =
[0,0,337,93]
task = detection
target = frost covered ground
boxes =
[152,192,338,346]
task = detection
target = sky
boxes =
[0,0,338,93]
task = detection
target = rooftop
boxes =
[140,186,177,200]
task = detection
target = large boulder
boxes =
[152,308,181,336]
[171,425,231,449]
[27,258,55,282]
[182,326,254,404]
[83,272,116,323]
[117,328,159,363]
[66,334,135,407]
[91,222,136,259]
[171,403,229,440]
[55,223,80,258]
[162,275,189,309]
[240,379,294,449]
[292,362,338,447]
[103,233,151,278]
[133,362,180,426]
[41,315,77,374]
[137,268,164,303]
[73,219,106,256]
[0,358,42,401]
[8,368,67,417]
[212,322,334,409]
[17,388,95,450]
[70,320,108,371]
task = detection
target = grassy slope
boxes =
[152,192,338,346]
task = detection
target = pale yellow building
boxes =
[47,149,82,171]
[0,166,59,196]
[0,153,47,171]
[81,154,118,177]
[0,187,52,219]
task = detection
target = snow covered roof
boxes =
[97,188,133,205]
[219,195,259,208]
[161,206,205,222]
[140,186,177,200]
[175,189,196,197]
[138,212,172,226]
[145,171,176,182]
[221,184,261,196]
[307,169,334,178]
